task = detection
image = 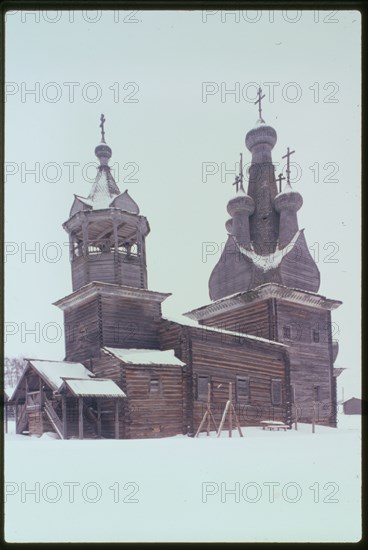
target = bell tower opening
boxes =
[63,114,149,291]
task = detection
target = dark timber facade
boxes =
[11,107,342,438]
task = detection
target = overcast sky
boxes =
[5,10,360,398]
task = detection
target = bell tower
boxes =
[64,114,149,292]
[55,115,170,362]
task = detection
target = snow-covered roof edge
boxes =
[161,316,287,348]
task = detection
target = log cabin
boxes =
[10,106,343,438]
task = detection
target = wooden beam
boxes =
[115,400,119,439]
[82,220,89,257]
[39,376,43,408]
[97,400,102,439]
[228,382,233,438]
[79,397,83,439]
[62,396,67,439]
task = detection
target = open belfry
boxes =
[11,98,342,439]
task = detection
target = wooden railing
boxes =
[44,396,64,439]
[16,403,28,434]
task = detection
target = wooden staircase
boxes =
[44,396,65,439]
[16,402,28,434]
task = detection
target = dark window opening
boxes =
[197,375,209,400]
[312,329,320,343]
[271,379,282,406]
[283,325,291,340]
[313,385,321,402]
[236,376,250,402]
[150,377,160,394]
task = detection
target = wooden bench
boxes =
[260,420,289,431]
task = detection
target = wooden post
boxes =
[195,382,218,437]
[294,403,298,431]
[62,395,67,439]
[115,400,119,439]
[97,400,102,439]
[82,218,89,257]
[69,233,75,262]
[5,402,8,434]
[78,397,84,439]
[206,383,211,436]
[39,376,43,408]
[312,401,316,433]
[217,401,230,437]
[112,215,120,283]
[228,383,233,438]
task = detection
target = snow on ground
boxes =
[4,415,361,543]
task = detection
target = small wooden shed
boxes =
[10,359,125,439]
[343,397,361,415]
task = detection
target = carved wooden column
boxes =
[115,400,120,439]
[62,395,67,439]
[112,212,120,284]
[78,397,84,439]
[97,400,102,438]
[81,215,90,285]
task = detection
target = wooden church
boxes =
[11,97,343,439]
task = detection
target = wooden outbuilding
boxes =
[343,397,361,415]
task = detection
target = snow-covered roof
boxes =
[162,316,287,348]
[103,347,186,367]
[28,360,94,392]
[61,378,126,398]
[235,230,303,272]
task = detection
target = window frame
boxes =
[236,375,250,403]
[149,376,161,395]
[271,379,282,406]
[196,374,210,401]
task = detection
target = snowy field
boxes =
[5,415,361,543]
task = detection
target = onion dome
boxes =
[225,218,233,234]
[274,181,303,213]
[95,114,112,166]
[227,189,255,217]
[245,120,277,151]
[95,142,112,166]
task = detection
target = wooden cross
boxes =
[232,153,245,193]
[277,173,285,194]
[281,147,295,185]
[232,175,241,193]
[238,152,245,191]
[100,113,106,143]
[254,86,266,120]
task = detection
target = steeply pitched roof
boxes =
[60,378,126,398]
[103,347,185,367]
[9,359,95,399]
[28,360,94,392]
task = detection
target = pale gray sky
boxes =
[5,10,361,398]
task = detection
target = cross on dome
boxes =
[281,147,295,186]
[100,114,106,143]
[254,87,266,122]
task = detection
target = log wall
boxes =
[275,300,336,425]
[159,320,290,434]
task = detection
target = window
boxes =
[312,329,320,343]
[313,385,321,402]
[291,384,296,404]
[236,376,250,402]
[150,377,160,394]
[197,375,209,400]
[271,379,282,406]
[283,325,291,340]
